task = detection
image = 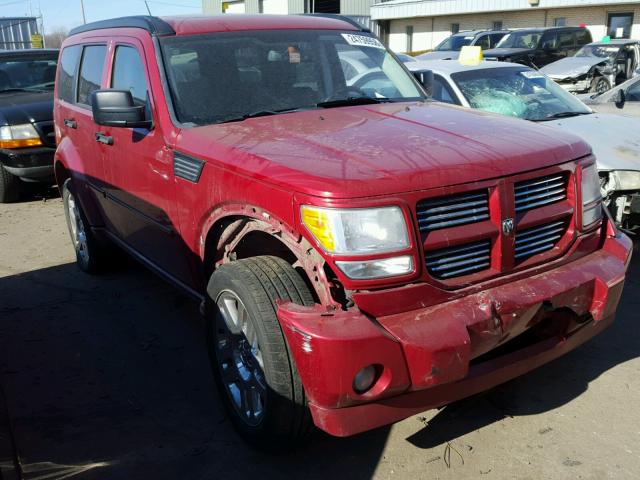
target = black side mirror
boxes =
[413,69,434,98]
[91,90,153,129]
[615,89,626,109]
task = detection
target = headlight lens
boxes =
[581,163,603,228]
[301,205,410,255]
[336,256,414,280]
[0,123,42,149]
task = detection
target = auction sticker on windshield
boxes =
[341,33,385,49]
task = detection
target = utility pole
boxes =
[144,0,152,15]
[80,0,87,24]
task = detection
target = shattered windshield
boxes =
[451,66,592,121]
[435,35,474,51]
[496,31,541,49]
[160,29,424,125]
[575,45,620,59]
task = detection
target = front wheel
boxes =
[590,76,610,94]
[206,256,315,449]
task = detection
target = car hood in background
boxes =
[541,57,607,79]
[482,47,532,58]
[0,90,54,125]
[544,113,640,171]
[416,51,461,61]
[178,102,590,199]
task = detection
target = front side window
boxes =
[77,45,107,106]
[0,52,58,92]
[497,31,542,49]
[475,35,490,50]
[58,45,81,102]
[432,74,457,105]
[435,34,473,51]
[111,46,148,105]
[558,32,575,49]
[451,66,591,122]
[627,78,640,102]
[160,30,423,125]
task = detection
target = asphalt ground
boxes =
[0,190,638,480]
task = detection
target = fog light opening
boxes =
[353,364,381,394]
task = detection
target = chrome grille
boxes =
[417,190,489,232]
[425,240,491,279]
[514,174,566,213]
[515,221,566,261]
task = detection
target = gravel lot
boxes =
[0,192,638,480]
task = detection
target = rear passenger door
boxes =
[100,39,194,286]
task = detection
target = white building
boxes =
[371,0,640,53]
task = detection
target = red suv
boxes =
[54,15,633,447]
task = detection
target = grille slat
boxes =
[425,240,491,279]
[514,174,567,213]
[417,190,489,232]
[514,221,566,260]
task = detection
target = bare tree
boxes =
[44,27,69,49]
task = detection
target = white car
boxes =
[406,59,640,231]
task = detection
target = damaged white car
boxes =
[541,39,640,95]
[407,59,640,232]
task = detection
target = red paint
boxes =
[53,16,633,437]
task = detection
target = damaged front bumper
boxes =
[277,221,633,437]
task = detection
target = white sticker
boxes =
[341,33,385,50]
[289,51,301,63]
[521,71,544,79]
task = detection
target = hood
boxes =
[541,57,606,79]
[176,102,590,199]
[544,113,640,171]
[0,90,54,126]
[482,47,532,59]
[417,51,460,61]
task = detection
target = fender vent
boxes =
[425,240,491,279]
[174,152,204,183]
[417,190,490,232]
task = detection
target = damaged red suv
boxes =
[53,15,633,447]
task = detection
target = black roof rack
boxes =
[301,14,370,33]
[69,16,175,37]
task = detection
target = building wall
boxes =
[386,4,640,52]
[203,0,373,15]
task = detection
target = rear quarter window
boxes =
[77,45,107,106]
[58,45,82,103]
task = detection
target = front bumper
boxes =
[278,225,632,437]
[0,146,55,181]
[554,79,591,94]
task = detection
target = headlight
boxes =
[0,123,42,149]
[336,256,414,280]
[581,163,603,228]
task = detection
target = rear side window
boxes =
[576,29,591,46]
[58,45,81,102]
[558,32,575,49]
[77,45,107,106]
[111,45,148,105]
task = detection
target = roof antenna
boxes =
[144,0,152,15]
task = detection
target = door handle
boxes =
[95,132,113,146]
[63,118,77,129]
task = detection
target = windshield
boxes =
[0,54,58,92]
[435,35,474,51]
[496,31,541,49]
[451,66,592,121]
[160,30,423,125]
[575,44,620,59]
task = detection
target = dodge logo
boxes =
[502,218,515,236]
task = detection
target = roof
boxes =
[589,39,640,46]
[406,59,525,76]
[68,14,362,37]
[451,29,509,37]
[0,48,59,57]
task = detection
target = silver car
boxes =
[407,59,640,231]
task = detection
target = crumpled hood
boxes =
[177,102,591,199]
[417,50,460,61]
[544,113,640,171]
[541,57,606,79]
[482,47,532,59]
[0,90,53,125]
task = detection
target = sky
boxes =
[0,0,203,33]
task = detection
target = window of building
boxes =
[554,17,567,27]
[608,12,633,38]
[111,46,148,106]
[492,21,503,31]
[77,45,107,106]
[58,45,81,103]
[451,23,460,34]
[406,25,414,52]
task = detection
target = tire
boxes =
[62,179,107,273]
[590,76,610,94]
[0,163,20,203]
[206,256,315,449]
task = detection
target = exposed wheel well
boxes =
[54,161,70,193]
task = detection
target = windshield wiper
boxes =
[316,96,392,109]
[532,111,592,121]
[219,107,308,124]
[0,87,45,93]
